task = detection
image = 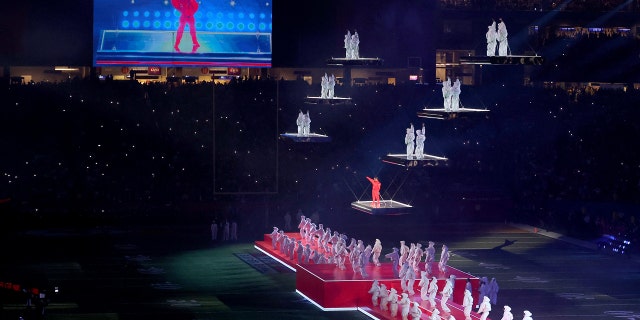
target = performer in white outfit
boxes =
[522,310,533,320]
[451,78,461,111]
[409,301,423,320]
[431,308,441,320]
[415,123,426,159]
[501,305,514,320]
[372,239,383,266]
[368,279,381,306]
[497,18,509,56]
[463,289,474,320]
[405,123,415,159]
[440,276,453,313]
[320,73,329,99]
[344,30,352,59]
[486,20,497,56]
[418,271,430,300]
[388,288,399,317]
[442,77,452,111]
[477,296,492,320]
[401,264,416,295]
[296,110,304,136]
[400,292,411,320]
[379,284,390,311]
[302,111,311,136]
[328,74,336,98]
[352,31,360,59]
[427,276,438,309]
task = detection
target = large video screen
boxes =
[93,0,271,67]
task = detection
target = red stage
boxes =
[254,232,491,320]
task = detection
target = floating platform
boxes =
[326,57,384,66]
[350,200,413,215]
[280,133,331,142]
[417,107,490,120]
[460,55,544,66]
[382,153,448,167]
[304,96,352,105]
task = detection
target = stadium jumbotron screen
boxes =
[93,0,272,67]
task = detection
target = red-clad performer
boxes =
[171,0,200,52]
[366,176,381,207]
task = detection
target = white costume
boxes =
[405,124,415,159]
[270,227,279,249]
[440,277,453,313]
[302,111,311,136]
[442,77,452,111]
[344,30,352,59]
[388,288,399,317]
[486,20,497,56]
[501,305,514,320]
[415,124,426,159]
[379,284,390,311]
[418,271,430,300]
[497,19,509,56]
[462,289,473,320]
[368,280,381,306]
[400,293,411,320]
[478,296,492,320]
[328,74,336,98]
[401,264,416,295]
[296,111,304,136]
[451,78,461,111]
[522,310,533,320]
[372,239,382,266]
[320,73,329,99]
[431,308,441,320]
[427,276,438,308]
[352,31,360,59]
[297,215,306,238]
[409,302,422,320]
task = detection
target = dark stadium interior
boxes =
[1,1,640,320]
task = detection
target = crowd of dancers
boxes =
[266,215,536,320]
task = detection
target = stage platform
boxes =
[326,57,384,66]
[460,55,544,66]
[417,108,490,120]
[382,154,448,167]
[351,200,413,215]
[304,96,353,105]
[279,133,331,142]
[95,30,271,66]
[254,232,487,320]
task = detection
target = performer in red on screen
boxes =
[366,176,381,207]
[172,0,200,53]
